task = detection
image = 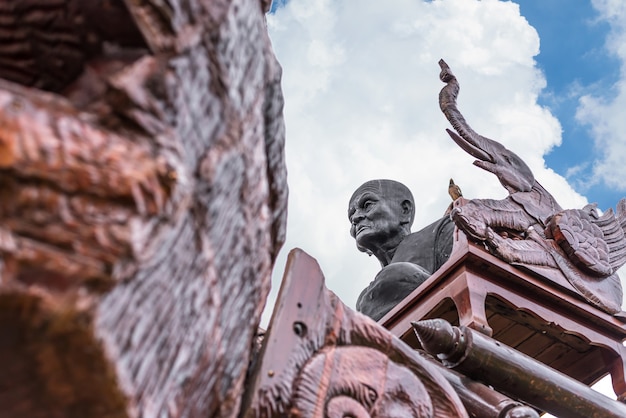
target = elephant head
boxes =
[438,60,534,195]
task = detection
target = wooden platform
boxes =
[381,228,626,400]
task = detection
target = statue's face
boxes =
[348,188,405,253]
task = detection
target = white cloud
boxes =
[263,0,591,326]
[577,0,626,191]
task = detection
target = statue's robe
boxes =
[357,216,455,321]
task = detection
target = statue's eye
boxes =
[363,200,374,210]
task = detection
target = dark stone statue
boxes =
[349,179,454,320]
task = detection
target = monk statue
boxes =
[348,179,455,320]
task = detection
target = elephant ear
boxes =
[605,198,626,271]
[547,209,613,277]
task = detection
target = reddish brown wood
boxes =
[242,249,468,418]
[0,1,287,417]
[0,1,145,93]
[382,229,626,400]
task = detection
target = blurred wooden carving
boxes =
[0,1,287,417]
[439,59,625,315]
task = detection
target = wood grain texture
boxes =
[0,0,145,92]
[0,0,286,417]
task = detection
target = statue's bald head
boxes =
[349,180,415,227]
[348,180,415,263]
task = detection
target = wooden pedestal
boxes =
[381,229,626,401]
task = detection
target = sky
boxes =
[262,0,626,404]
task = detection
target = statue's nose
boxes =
[351,211,365,225]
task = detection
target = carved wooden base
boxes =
[382,230,626,401]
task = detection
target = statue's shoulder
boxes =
[393,216,455,273]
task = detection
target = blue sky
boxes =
[516,0,623,210]
[265,0,626,314]
[270,0,625,210]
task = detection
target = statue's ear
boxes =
[400,199,413,223]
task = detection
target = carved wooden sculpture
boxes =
[439,59,625,314]
[243,249,469,418]
[0,1,287,417]
[245,249,549,418]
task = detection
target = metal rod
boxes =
[428,357,539,418]
[413,318,626,418]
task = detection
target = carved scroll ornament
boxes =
[243,249,468,418]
